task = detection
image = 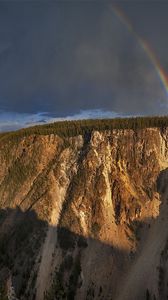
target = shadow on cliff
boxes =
[157,167,168,195]
[1,168,168,300]
[0,209,160,300]
[0,207,47,299]
[0,206,130,300]
[115,167,168,300]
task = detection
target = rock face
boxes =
[1,128,168,299]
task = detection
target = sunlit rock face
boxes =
[1,127,168,300]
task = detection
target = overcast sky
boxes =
[0,0,168,131]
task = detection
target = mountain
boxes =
[1,117,168,300]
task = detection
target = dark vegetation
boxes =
[1,116,168,143]
[45,226,90,300]
[0,158,36,206]
[91,222,101,237]
[58,227,76,250]
[0,283,8,300]
[0,207,47,299]
[126,220,143,242]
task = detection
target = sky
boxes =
[0,0,168,131]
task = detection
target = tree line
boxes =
[1,116,168,143]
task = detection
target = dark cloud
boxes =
[117,1,168,73]
[0,1,168,129]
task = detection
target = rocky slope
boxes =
[1,125,168,299]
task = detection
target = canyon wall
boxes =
[1,127,168,299]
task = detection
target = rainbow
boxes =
[112,5,168,96]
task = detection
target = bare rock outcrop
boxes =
[1,127,168,299]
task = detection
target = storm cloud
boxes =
[0,1,168,130]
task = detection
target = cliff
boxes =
[1,122,168,300]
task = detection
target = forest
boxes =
[1,116,168,143]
